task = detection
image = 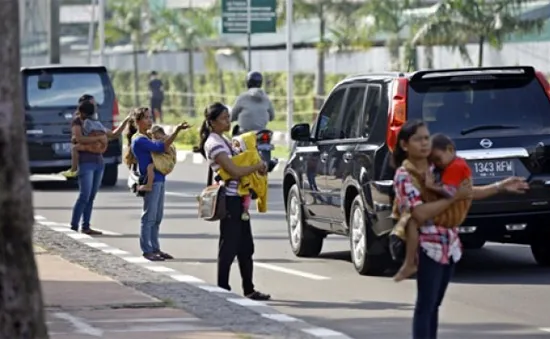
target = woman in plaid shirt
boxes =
[392,120,529,339]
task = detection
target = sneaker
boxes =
[60,169,78,178]
[155,251,174,260]
[144,253,164,261]
[245,290,271,301]
[82,229,103,235]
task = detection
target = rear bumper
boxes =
[460,210,550,244]
[30,155,121,174]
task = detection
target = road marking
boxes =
[34,215,46,221]
[89,318,198,323]
[166,191,198,198]
[54,312,103,337]
[38,221,122,236]
[198,285,232,293]
[101,248,130,255]
[31,174,67,181]
[192,153,204,164]
[169,274,205,284]
[86,242,109,249]
[143,265,176,273]
[68,233,92,240]
[540,328,550,333]
[51,226,72,233]
[227,298,267,307]
[302,328,348,337]
[262,314,301,322]
[123,256,150,264]
[254,262,330,281]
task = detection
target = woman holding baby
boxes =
[70,96,130,235]
[196,102,271,301]
[391,120,529,339]
[124,107,190,261]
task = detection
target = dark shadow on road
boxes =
[34,205,192,211]
[165,257,325,264]
[163,212,287,221]
[32,179,130,192]
[96,233,292,241]
[269,299,412,311]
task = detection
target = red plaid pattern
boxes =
[394,167,462,264]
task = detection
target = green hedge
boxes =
[109,70,346,125]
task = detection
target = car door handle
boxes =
[320,152,329,162]
[343,152,353,161]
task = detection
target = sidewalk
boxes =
[35,245,244,339]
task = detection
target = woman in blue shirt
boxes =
[125,107,189,261]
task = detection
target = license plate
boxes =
[470,159,514,179]
[52,142,72,155]
[257,143,274,151]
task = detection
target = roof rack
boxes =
[344,72,404,80]
[410,66,535,82]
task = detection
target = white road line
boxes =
[101,248,129,255]
[302,328,348,337]
[37,221,122,236]
[123,256,150,264]
[54,312,103,337]
[68,233,92,240]
[198,285,232,293]
[31,174,67,181]
[192,153,204,164]
[540,328,550,333]
[166,191,198,198]
[86,242,109,249]
[143,265,176,273]
[262,314,301,322]
[169,274,205,283]
[254,262,330,281]
[51,227,73,233]
[227,298,266,307]
[89,318,197,324]
[34,215,46,221]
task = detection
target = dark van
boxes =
[22,65,121,186]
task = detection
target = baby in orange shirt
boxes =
[394,133,472,282]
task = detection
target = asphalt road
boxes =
[32,164,550,339]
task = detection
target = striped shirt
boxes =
[204,133,238,196]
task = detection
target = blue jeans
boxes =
[71,162,104,230]
[140,182,165,254]
[413,250,455,339]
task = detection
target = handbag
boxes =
[197,166,227,221]
[127,163,146,197]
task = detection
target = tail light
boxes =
[535,71,550,100]
[112,97,120,130]
[386,78,409,152]
[258,131,271,143]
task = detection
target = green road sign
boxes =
[221,0,277,34]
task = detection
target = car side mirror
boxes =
[290,123,312,142]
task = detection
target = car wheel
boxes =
[531,240,550,267]
[102,164,118,187]
[349,195,385,275]
[286,184,323,257]
[461,238,486,250]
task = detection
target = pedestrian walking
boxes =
[149,71,164,123]
[124,107,190,261]
[391,120,529,339]
[196,102,271,301]
[70,96,130,234]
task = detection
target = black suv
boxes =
[22,65,122,186]
[283,66,550,275]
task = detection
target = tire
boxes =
[531,241,550,267]
[349,195,385,275]
[102,164,118,187]
[286,184,323,257]
[461,238,486,250]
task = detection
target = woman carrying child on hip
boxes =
[69,98,130,234]
[391,120,528,339]
[124,107,189,261]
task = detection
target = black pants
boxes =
[218,196,255,295]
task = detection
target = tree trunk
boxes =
[187,48,196,117]
[388,36,400,71]
[477,35,484,67]
[425,45,434,69]
[131,45,140,106]
[0,1,49,338]
[314,11,326,114]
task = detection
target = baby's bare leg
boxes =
[70,144,79,171]
[394,219,419,282]
[138,163,155,191]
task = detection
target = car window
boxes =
[408,78,550,137]
[358,84,381,138]
[26,72,106,107]
[316,88,345,140]
[339,86,367,139]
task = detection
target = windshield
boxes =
[407,77,550,137]
[26,72,106,108]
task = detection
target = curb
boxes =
[33,216,352,339]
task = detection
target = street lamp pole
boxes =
[285,0,293,149]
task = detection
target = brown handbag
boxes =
[197,166,227,221]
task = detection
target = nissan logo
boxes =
[480,138,493,149]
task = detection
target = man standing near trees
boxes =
[149,71,164,123]
[0,0,49,337]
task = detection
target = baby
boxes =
[138,125,177,191]
[231,136,258,221]
[393,133,472,282]
[61,100,107,178]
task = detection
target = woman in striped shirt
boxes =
[196,102,271,301]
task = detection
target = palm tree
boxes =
[358,0,420,71]
[412,0,544,67]
[150,8,245,117]
[105,0,148,106]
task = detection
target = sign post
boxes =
[221,0,277,71]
